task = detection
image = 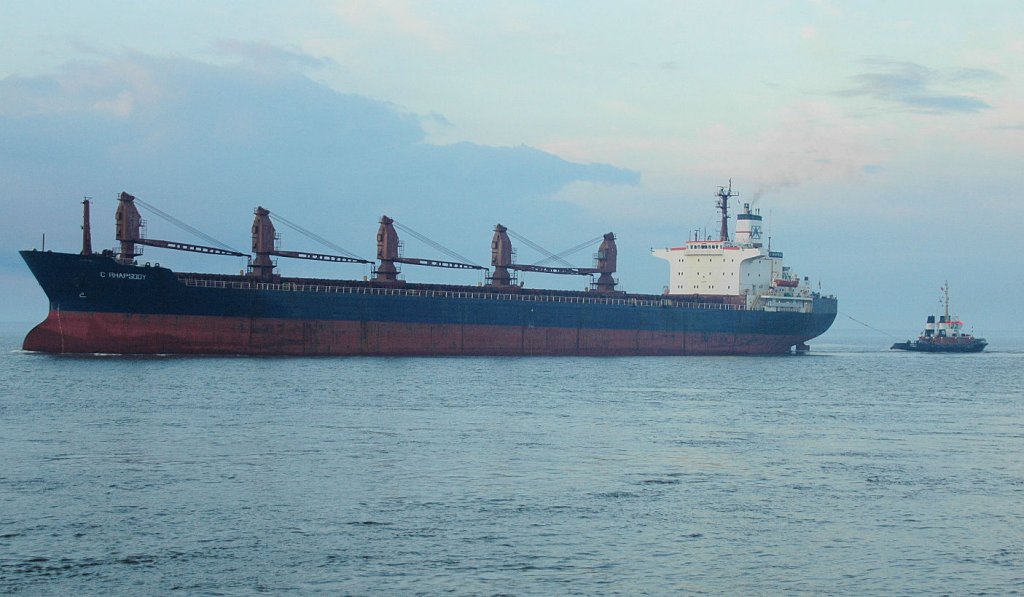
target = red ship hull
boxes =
[24,310,810,356]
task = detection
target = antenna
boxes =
[942,281,950,320]
[716,179,738,242]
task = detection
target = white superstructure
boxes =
[651,184,815,312]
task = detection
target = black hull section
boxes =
[891,340,987,353]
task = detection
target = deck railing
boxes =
[179,277,747,311]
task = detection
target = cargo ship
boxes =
[891,282,986,353]
[20,183,837,355]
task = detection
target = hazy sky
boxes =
[2,1,1022,336]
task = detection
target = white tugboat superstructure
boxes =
[652,182,816,313]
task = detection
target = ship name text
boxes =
[100,271,147,281]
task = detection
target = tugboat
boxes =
[891,282,987,353]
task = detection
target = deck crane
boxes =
[374,215,487,282]
[249,207,372,281]
[115,192,246,264]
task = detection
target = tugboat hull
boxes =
[890,340,987,353]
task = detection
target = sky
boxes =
[2,1,1022,337]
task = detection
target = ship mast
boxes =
[716,180,738,242]
[81,198,92,256]
[942,280,950,320]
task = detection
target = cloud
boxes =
[331,0,453,53]
[213,40,335,71]
[836,59,1003,114]
[0,49,638,287]
[686,101,887,207]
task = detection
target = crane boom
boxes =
[507,264,598,276]
[270,250,372,265]
[394,257,486,270]
[135,238,246,257]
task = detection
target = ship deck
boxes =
[176,273,753,312]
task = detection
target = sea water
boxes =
[1,323,1021,595]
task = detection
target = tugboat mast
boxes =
[942,280,951,320]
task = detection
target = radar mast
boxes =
[716,179,738,242]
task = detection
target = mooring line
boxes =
[842,312,900,339]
